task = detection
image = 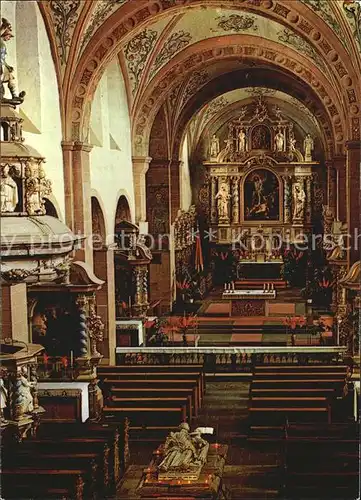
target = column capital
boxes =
[61,141,93,153]
[132,156,152,174]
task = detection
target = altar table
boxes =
[138,443,228,499]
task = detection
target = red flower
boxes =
[61,356,68,368]
[43,353,49,365]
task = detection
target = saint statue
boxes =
[274,130,284,152]
[292,181,306,220]
[15,367,34,417]
[215,181,231,220]
[1,164,18,212]
[238,128,246,153]
[210,134,220,159]
[158,423,209,475]
[303,134,314,161]
[0,18,18,100]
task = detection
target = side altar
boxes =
[204,96,318,282]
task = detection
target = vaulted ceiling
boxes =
[40,0,361,155]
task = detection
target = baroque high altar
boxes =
[205,96,318,255]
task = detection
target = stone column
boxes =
[133,156,151,233]
[132,265,149,317]
[305,175,312,225]
[75,295,89,357]
[210,176,217,224]
[232,177,239,224]
[61,141,93,267]
[346,142,360,266]
[283,175,291,223]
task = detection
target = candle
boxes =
[70,350,74,368]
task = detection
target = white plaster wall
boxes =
[180,135,192,210]
[90,58,135,239]
[2,1,65,220]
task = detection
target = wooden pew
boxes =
[102,378,201,412]
[1,469,87,500]
[108,387,197,415]
[103,405,187,427]
[98,364,205,395]
[16,438,113,491]
[109,395,193,420]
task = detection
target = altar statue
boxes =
[274,130,284,152]
[293,181,306,220]
[238,128,246,152]
[215,182,231,220]
[158,423,209,476]
[1,164,18,212]
[210,134,220,159]
[303,133,314,161]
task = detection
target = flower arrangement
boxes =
[283,315,306,331]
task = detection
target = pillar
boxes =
[283,175,291,223]
[62,141,93,267]
[232,177,239,224]
[132,264,149,317]
[0,283,28,343]
[333,155,346,222]
[75,295,89,357]
[132,156,151,233]
[346,141,361,265]
[326,161,337,218]
[305,175,312,225]
[211,176,217,224]
[93,247,116,364]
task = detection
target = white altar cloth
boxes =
[38,382,89,422]
[222,289,276,299]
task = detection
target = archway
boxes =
[114,194,132,227]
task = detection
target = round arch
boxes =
[66,0,360,144]
[114,192,132,230]
[135,36,349,159]
[91,195,107,247]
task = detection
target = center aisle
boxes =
[115,379,283,499]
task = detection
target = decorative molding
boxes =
[80,0,128,55]
[49,0,82,66]
[124,29,158,94]
[211,13,258,33]
[150,30,192,78]
[277,28,327,72]
[300,0,349,51]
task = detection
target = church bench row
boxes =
[103,406,187,427]
[101,378,201,415]
[1,422,126,500]
[98,364,205,395]
[255,364,348,372]
[1,469,87,500]
[108,395,193,420]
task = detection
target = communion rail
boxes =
[115,346,348,372]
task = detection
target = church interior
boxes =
[1,0,360,498]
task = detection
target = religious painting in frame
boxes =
[244,169,280,221]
